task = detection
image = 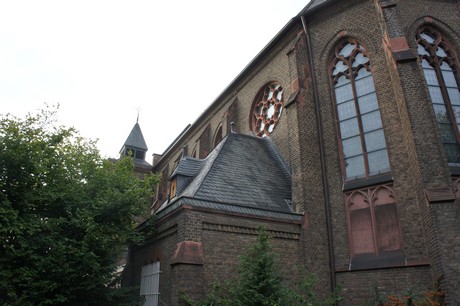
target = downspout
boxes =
[300,15,337,293]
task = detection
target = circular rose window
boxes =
[251,82,284,137]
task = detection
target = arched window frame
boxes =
[416,26,460,164]
[212,124,223,148]
[330,38,391,180]
[250,81,284,137]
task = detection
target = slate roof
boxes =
[157,133,301,222]
[304,0,330,12]
[121,122,148,151]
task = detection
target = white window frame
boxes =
[140,261,161,306]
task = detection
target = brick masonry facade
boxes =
[124,0,460,304]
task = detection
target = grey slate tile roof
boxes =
[122,123,148,151]
[157,133,300,221]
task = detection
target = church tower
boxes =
[120,119,152,176]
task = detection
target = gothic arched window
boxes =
[331,39,390,179]
[417,27,460,163]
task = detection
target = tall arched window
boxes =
[417,26,460,163]
[331,39,390,179]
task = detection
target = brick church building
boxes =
[122,0,460,304]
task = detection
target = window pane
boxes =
[358,93,379,114]
[448,88,460,106]
[436,47,447,58]
[452,106,460,125]
[335,82,353,104]
[355,68,372,80]
[444,143,460,163]
[433,104,450,123]
[417,44,429,56]
[420,32,435,44]
[368,149,390,174]
[345,155,365,178]
[333,60,348,76]
[428,86,445,104]
[441,64,457,87]
[339,42,356,57]
[423,66,439,86]
[439,123,457,143]
[421,59,432,68]
[355,73,375,97]
[365,129,387,152]
[340,118,360,139]
[352,52,369,67]
[362,111,383,132]
[337,100,356,121]
[343,136,363,158]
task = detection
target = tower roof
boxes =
[121,122,148,153]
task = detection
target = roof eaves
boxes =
[156,196,303,222]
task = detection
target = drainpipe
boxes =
[300,15,337,293]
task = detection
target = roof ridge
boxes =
[262,137,291,180]
[179,134,231,198]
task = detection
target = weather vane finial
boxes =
[136,107,140,123]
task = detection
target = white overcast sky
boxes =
[1,0,309,160]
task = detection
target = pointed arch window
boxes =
[417,27,460,163]
[213,125,223,148]
[331,39,390,179]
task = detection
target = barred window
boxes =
[417,26,460,163]
[140,261,161,306]
[331,39,390,179]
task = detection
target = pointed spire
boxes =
[120,114,148,160]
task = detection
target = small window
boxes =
[140,261,161,306]
[331,39,390,180]
[135,150,145,160]
[250,82,284,137]
[169,179,177,199]
[416,26,460,163]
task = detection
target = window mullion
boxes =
[436,64,460,144]
[350,74,370,176]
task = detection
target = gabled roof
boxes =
[157,133,300,221]
[121,122,148,152]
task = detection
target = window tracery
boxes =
[345,184,403,268]
[331,39,390,179]
[416,26,460,163]
[250,82,284,137]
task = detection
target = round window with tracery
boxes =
[250,82,284,137]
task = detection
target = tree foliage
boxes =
[0,107,157,305]
[233,226,281,306]
[182,226,342,306]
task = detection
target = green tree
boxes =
[0,107,157,305]
[233,226,281,306]
[182,226,342,306]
